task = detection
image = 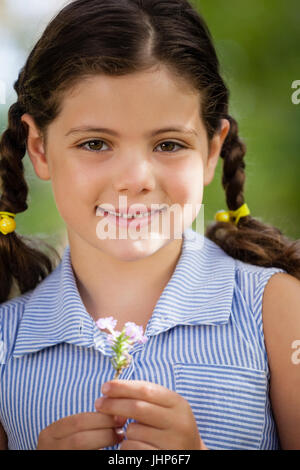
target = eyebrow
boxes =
[65,125,199,138]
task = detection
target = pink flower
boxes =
[95,316,148,378]
[124,322,148,344]
[96,316,117,334]
[107,331,122,346]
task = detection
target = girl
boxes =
[0,0,300,451]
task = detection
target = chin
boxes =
[98,237,168,262]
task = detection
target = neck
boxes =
[68,234,183,326]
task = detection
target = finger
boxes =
[48,412,118,440]
[114,415,127,426]
[59,427,122,450]
[95,397,172,429]
[101,380,179,408]
[125,421,195,450]
[120,439,158,450]
[126,421,164,449]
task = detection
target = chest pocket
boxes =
[173,363,268,450]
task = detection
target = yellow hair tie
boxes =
[214,203,250,226]
[0,211,17,235]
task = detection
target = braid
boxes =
[0,100,60,303]
[220,115,247,210]
[205,115,300,279]
[0,102,28,212]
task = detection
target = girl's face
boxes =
[23,66,229,262]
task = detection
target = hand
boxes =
[94,380,207,450]
[36,411,127,450]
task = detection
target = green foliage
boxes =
[193,0,300,239]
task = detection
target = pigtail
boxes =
[205,115,300,279]
[0,99,60,304]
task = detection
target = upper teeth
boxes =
[98,207,156,218]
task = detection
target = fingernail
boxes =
[114,415,125,425]
[102,383,110,394]
[115,427,125,435]
[95,397,104,408]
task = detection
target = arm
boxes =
[262,272,300,449]
[0,421,8,450]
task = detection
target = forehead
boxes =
[54,67,205,136]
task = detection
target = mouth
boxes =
[95,205,167,219]
[95,205,167,227]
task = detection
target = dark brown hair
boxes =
[1,0,299,303]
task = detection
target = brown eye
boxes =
[79,140,108,152]
[89,140,103,150]
[157,141,185,152]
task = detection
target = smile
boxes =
[96,205,167,228]
[96,207,159,219]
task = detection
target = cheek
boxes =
[48,155,102,222]
[169,158,204,205]
[165,159,204,230]
[51,155,101,197]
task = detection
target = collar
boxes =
[13,228,236,358]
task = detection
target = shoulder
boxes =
[0,291,33,363]
[0,254,63,326]
[262,271,300,322]
[262,272,300,358]
[261,272,300,449]
[233,258,287,316]
[203,236,288,323]
[0,290,32,323]
[234,257,286,283]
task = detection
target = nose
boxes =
[112,152,156,194]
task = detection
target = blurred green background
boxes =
[0,0,299,255]
[196,0,300,239]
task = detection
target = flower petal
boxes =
[96,316,117,332]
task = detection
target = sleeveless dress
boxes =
[0,228,287,449]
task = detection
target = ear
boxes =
[203,118,230,186]
[21,113,51,181]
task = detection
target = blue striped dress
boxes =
[0,228,287,450]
